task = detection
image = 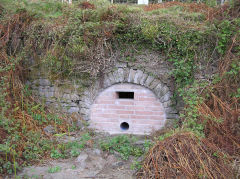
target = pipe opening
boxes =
[120,122,129,131]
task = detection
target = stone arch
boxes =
[79,68,178,128]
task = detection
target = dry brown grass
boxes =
[143,1,240,21]
[137,132,235,179]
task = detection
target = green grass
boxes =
[48,166,61,173]
[1,0,64,18]
[99,135,152,160]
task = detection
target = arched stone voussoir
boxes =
[149,79,160,90]
[112,70,120,83]
[154,84,169,99]
[134,70,144,84]
[144,75,154,87]
[140,73,148,85]
[108,72,116,85]
[128,69,137,83]
[117,68,124,82]
[103,74,111,88]
[160,91,171,103]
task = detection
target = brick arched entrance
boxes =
[79,68,178,134]
[90,83,166,134]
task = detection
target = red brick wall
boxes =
[90,83,166,135]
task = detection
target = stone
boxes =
[63,94,71,100]
[113,70,120,83]
[92,149,101,156]
[54,91,62,98]
[79,108,89,115]
[128,69,136,83]
[25,80,31,86]
[61,103,69,107]
[45,101,52,105]
[160,91,171,102]
[140,73,148,85]
[80,102,91,109]
[123,68,130,82]
[39,79,51,86]
[76,119,84,129]
[76,152,88,169]
[69,102,78,107]
[43,125,55,135]
[108,72,115,85]
[106,155,117,165]
[111,161,124,168]
[159,86,169,97]
[153,83,163,95]
[149,79,160,90]
[70,94,79,101]
[165,107,177,114]
[32,79,39,85]
[144,76,154,87]
[103,75,111,88]
[134,70,143,84]
[117,68,124,82]
[166,113,179,119]
[45,91,54,98]
[49,87,55,92]
[163,100,172,108]
[68,107,79,113]
[38,86,43,92]
[134,140,152,145]
[116,62,127,68]
[39,91,44,96]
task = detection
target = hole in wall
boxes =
[120,122,129,131]
[117,92,134,99]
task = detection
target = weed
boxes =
[50,149,65,159]
[71,165,77,170]
[100,135,144,160]
[48,166,61,173]
[131,160,142,170]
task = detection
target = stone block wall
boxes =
[27,52,180,134]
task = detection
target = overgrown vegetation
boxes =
[50,132,92,159]
[100,135,152,160]
[0,0,239,177]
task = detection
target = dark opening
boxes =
[120,122,129,131]
[117,92,134,99]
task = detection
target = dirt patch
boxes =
[18,148,136,179]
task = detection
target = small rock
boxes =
[92,149,101,156]
[67,107,79,113]
[106,154,117,164]
[112,161,124,168]
[43,125,55,135]
[76,119,84,128]
[76,153,88,169]
[113,151,121,158]
[39,79,51,86]
[134,140,152,145]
